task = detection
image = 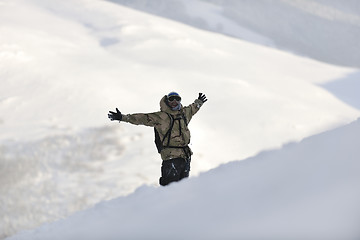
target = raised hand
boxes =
[108,108,122,121]
[198,93,208,103]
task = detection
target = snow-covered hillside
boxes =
[1,0,359,239]
[9,118,360,240]
[108,0,360,68]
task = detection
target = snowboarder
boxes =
[108,92,207,186]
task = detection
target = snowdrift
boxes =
[8,118,360,240]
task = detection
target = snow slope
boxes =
[8,118,360,240]
[108,0,360,68]
[1,0,359,238]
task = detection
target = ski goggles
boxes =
[168,96,181,102]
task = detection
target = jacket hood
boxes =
[160,95,183,114]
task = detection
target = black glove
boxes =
[198,93,208,103]
[108,108,122,121]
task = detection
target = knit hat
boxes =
[167,92,181,102]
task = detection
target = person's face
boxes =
[168,96,181,108]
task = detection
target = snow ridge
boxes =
[8,119,360,240]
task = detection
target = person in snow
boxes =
[108,92,207,186]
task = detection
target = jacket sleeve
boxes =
[121,112,162,127]
[183,99,204,123]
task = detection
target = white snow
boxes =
[109,0,360,68]
[8,118,360,240]
[1,0,359,239]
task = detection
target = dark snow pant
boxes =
[159,158,191,186]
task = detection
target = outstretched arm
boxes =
[183,93,208,122]
[108,108,162,127]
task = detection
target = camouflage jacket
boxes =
[122,95,204,160]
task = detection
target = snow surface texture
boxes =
[109,0,360,68]
[8,119,360,240]
[1,0,359,239]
